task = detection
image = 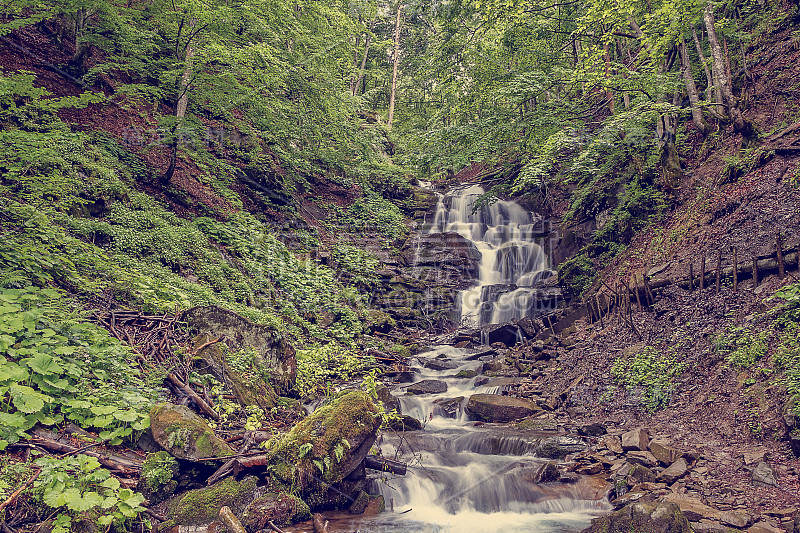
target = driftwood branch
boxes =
[0,469,40,512]
[364,455,407,475]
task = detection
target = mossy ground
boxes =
[150,403,234,460]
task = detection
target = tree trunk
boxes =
[352,16,376,97]
[679,38,709,134]
[162,21,196,185]
[704,3,748,134]
[387,1,403,131]
[71,8,91,74]
[691,27,716,106]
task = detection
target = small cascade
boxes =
[428,184,554,327]
[352,346,609,533]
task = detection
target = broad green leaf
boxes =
[90,405,117,416]
[0,361,29,382]
[22,353,62,376]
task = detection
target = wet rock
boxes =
[622,428,650,451]
[241,492,311,529]
[423,359,459,371]
[389,415,423,431]
[751,462,777,487]
[481,323,524,347]
[582,501,691,533]
[432,396,464,418]
[534,462,560,483]
[376,384,401,413]
[185,306,296,396]
[407,379,448,395]
[690,520,734,532]
[348,491,370,514]
[364,495,385,516]
[579,422,607,437]
[657,458,689,484]
[465,393,541,422]
[406,232,481,275]
[267,391,381,505]
[534,435,586,459]
[474,376,490,386]
[150,403,234,462]
[650,440,682,465]
[454,369,478,378]
[165,476,258,526]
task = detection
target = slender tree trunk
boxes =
[387,1,403,131]
[162,21,196,185]
[71,8,91,74]
[691,27,715,104]
[704,3,748,133]
[603,41,614,114]
[679,38,709,134]
[352,16,376,97]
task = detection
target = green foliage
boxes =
[773,323,800,410]
[775,281,800,325]
[295,344,375,399]
[557,253,596,298]
[714,328,768,370]
[33,454,147,532]
[611,345,686,412]
[0,287,152,450]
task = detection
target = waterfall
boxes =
[428,184,553,327]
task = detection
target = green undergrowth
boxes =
[611,345,687,412]
[0,286,153,450]
[295,344,376,399]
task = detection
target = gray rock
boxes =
[657,458,689,484]
[534,435,586,459]
[407,379,448,395]
[746,522,784,533]
[628,464,657,484]
[622,428,650,451]
[423,359,459,371]
[579,422,608,437]
[466,393,541,422]
[376,384,400,413]
[432,396,464,418]
[719,510,751,528]
[582,501,691,533]
[603,435,623,454]
[534,462,560,483]
[751,461,777,487]
[389,415,423,431]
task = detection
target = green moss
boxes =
[167,476,257,525]
[455,369,477,379]
[150,403,234,460]
[268,390,380,488]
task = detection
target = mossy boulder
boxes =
[364,309,396,334]
[266,391,381,502]
[241,492,311,529]
[138,451,179,504]
[165,476,258,527]
[150,403,234,461]
[582,501,691,533]
[185,305,297,396]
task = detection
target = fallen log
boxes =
[364,455,407,476]
[219,506,247,533]
[166,373,220,421]
[29,435,139,474]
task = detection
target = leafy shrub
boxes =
[295,344,375,399]
[714,328,768,370]
[33,454,147,532]
[0,287,152,450]
[611,346,686,412]
[773,323,800,412]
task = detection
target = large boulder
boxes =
[534,436,587,459]
[266,391,381,506]
[185,306,296,396]
[582,501,691,533]
[150,403,234,461]
[466,394,541,422]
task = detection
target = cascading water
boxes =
[326,346,610,533]
[428,184,554,327]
